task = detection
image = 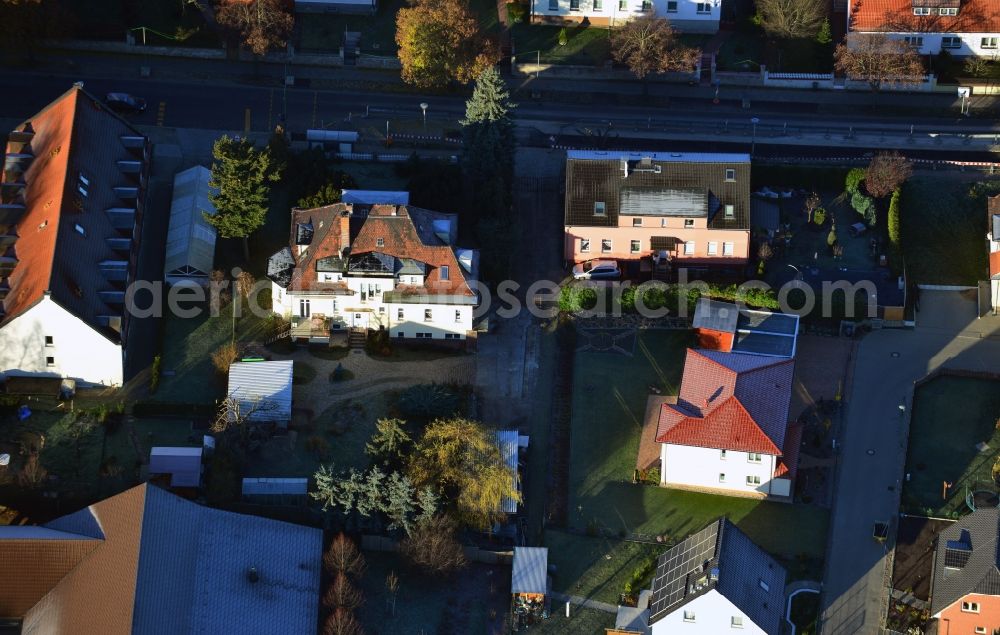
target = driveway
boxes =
[819,291,1000,635]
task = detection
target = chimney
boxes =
[339,210,351,255]
[247,567,259,583]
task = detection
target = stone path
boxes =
[548,592,618,614]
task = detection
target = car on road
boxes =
[572,260,621,280]
[105,93,147,114]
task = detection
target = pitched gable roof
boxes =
[930,507,1000,616]
[657,349,794,453]
[647,518,786,632]
[849,0,1000,33]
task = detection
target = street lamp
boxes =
[750,117,760,156]
[420,102,428,131]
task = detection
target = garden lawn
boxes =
[569,329,829,560]
[65,0,219,47]
[546,530,665,604]
[901,375,1000,517]
[901,177,1000,285]
[511,24,610,65]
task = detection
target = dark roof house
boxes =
[693,298,800,358]
[647,518,786,633]
[0,484,322,634]
[564,151,751,230]
[930,507,1000,617]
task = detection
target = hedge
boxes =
[132,402,216,419]
[887,189,902,274]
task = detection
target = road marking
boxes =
[244,108,251,133]
[156,101,166,127]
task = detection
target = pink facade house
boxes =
[563,151,751,274]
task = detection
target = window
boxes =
[983,37,999,49]
[632,217,642,227]
[74,223,85,236]
[397,308,404,320]
[683,241,695,255]
[44,336,53,347]
[549,0,558,9]
[660,218,668,227]
[440,265,450,281]
[746,475,761,486]
[725,168,736,182]
[455,310,462,322]
[962,601,980,613]
[666,0,677,10]
[724,204,735,218]
[719,473,726,482]
[641,0,651,10]
[397,332,405,338]
[723,242,735,256]
[570,0,580,10]
[975,627,986,634]
[299,299,310,317]
[580,238,591,253]
[696,2,711,12]
[594,0,603,10]
[46,356,55,367]
[912,6,930,14]
[684,219,695,228]
[731,616,744,628]
[939,6,957,14]
[720,449,726,460]
[424,309,432,322]
[77,183,88,198]
[601,239,612,253]
[619,0,627,10]
[630,240,641,253]
[707,242,718,256]
[594,201,606,216]
[444,333,461,340]
[759,579,770,592]
[379,306,385,314]
[683,611,696,622]
[748,453,762,463]
[376,237,384,247]
[942,36,961,49]
[904,36,924,47]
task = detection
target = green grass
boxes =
[528,607,616,633]
[901,375,1000,517]
[524,325,559,544]
[767,193,875,275]
[546,530,665,604]
[292,361,318,385]
[717,31,763,72]
[901,178,1000,285]
[568,329,829,560]
[63,0,220,47]
[511,24,610,65]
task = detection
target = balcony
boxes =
[290,314,337,341]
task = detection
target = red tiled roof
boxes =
[849,0,1000,33]
[286,205,353,293]
[656,349,794,455]
[990,251,1000,278]
[1,87,77,326]
[774,422,803,479]
[656,397,782,454]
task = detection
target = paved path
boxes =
[549,592,618,614]
[819,292,1000,635]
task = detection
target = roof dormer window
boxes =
[440,265,450,281]
[377,237,385,247]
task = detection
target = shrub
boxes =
[293,362,317,385]
[813,207,826,226]
[827,227,837,247]
[396,383,462,423]
[850,191,876,225]
[887,188,902,274]
[150,354,162,393]
[506,1,526,23]
[211,343,240,376]
[330,363,355,382]
[845,167,866,194]
[559,285,598,312]
[365,329,392,357]
[558,27,568,46]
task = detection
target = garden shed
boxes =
[148,446,203,488]
[164,166,217,287]
[226,360,294,427]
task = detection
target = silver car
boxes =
[572,260,621,280]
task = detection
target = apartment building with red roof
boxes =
[267,198,479,342]
[0,84,149,386]
[848,0,1000,57]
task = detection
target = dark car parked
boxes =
[105,93,147,114]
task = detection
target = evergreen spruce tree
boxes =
[206,135,280,261]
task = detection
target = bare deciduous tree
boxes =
[611,15,700,81]
[398,515,467,577]
[758,242,774,262]
[864,152,913,198]
[834,33,924,92]
[323,573,364,611]
[322,608,364,635]
[235,270,256,299]
[211,342,241,375]
[323,533,367,578]
[385,571,400,617]
[756,0,827,39]
[217,0,294,56]
[804,191,821,220]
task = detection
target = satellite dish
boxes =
[0,454,10,466]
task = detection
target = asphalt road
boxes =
[819,294,1000,635]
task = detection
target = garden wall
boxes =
[360,535,514,565]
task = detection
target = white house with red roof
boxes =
[987,194,1000,312]
[267,200,479,343]
[656,349,799,500]
[848,0,1000,57]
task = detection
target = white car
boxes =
[572,260,621,280]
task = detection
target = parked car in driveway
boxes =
[105,92,147,113]
[572,260,621,280]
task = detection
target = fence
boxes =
[356,54,402,70]
[334,151,410,162]
[360,535,514,565]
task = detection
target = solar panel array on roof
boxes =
[693,298,740,333]
[944,548,972,569]
[647,520,722,623]
[619,188,708,217]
